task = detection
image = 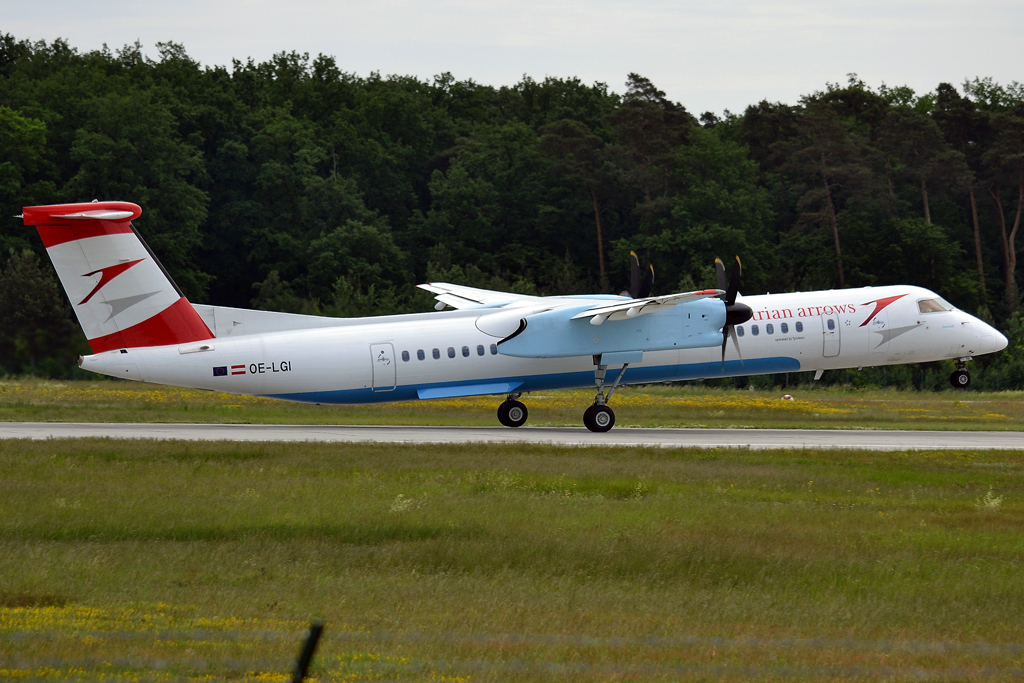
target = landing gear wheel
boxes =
[497,400,528,428]
[583,404,615,433]
[950,370,971,388]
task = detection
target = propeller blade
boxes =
[715,258,728,292]
[720,325,730,370]
[721,324,744,371]
[729,325,743,361]
[638,264,654,299]
[725,256,741,306]
[630,251,641,299]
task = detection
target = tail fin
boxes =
[23,201,214,352]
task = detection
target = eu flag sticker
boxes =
[213,366,228,376]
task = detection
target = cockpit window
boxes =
[918,298,953,313]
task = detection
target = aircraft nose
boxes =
[977,321,1009,354]
[992,328,1008,353]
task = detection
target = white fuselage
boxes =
[81,285,1007,404]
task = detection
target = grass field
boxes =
[2,438,1023,681]
[2,378,1023,430]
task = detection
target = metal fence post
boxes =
[292,623,325,683]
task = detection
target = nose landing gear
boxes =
[497,394,528,427]
[950,358,971,388]
[950,370,971,388]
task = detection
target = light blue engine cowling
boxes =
[497,298,726,358]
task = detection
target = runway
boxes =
[1,422,1021,449]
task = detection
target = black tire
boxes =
[583,404,615,432]
[497,401,511,427]
[499,400,528,428]
[505,400,528,427]
[950,370,971,388]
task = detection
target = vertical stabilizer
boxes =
[23,201,215,352]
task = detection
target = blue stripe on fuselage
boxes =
[262,356,801,405]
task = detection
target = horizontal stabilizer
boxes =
[192,303,488,337]
[418,282,541,309]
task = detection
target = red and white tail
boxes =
[23,201,215,353]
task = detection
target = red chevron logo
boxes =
[858,294,907,327]
[79,259,145,305]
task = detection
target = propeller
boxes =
[627,251,654,299]
[715,256,753,369]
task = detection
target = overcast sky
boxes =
[5,0,1021,114]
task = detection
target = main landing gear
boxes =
[950,358,971,388]
[495,359,630,432]
[584,358,630,433]
[584,404,615,432]
[497,394,528,427]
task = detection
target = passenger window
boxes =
[462,345,470,357]
[448,347,456,358]
[737,326,744,337]
[751,325,759,336]
[477,345,485,356]
[401,350,410,362]
[417,349,425,361]
[432,348,440,359]
[490,344,498,355]
[795,321,804,333]
[781,322,788,333]
[766,323,774,334]
[827,319,835,330]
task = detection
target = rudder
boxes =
[23,201,214,352]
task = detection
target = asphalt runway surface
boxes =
[1,422,1022,449]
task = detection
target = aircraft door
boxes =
[821,313,841,357]
[370,342,396,392]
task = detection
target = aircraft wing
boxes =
[569,289,724,325]
[417,282,542,309]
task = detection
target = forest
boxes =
[1,33,1022,387]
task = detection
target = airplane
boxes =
[21,200,1009,432]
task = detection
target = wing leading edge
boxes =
[417,282,542,309]
[569,289,724,325]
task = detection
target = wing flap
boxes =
[570,289,723,325]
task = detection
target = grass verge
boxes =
[1,438,1023,680]
[2,379,1023,430]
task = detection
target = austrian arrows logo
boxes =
[79,259,145,305]
[859,294,907,327]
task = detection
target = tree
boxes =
[63,90,210,299]
[740,101,802,239]
[774,104,875,287]
[983,107,1024,313]
[878,107,967,224]
[540,119,613,290]
[421,163,501,268]
[881,218,965,292]
[497,75,618,132]
[305,219,409,302]
[607,74,694,222]
[811,75,891,132]
[934,83,989,291]
[0,250,81,375]
[0,106,52,255]
[615,127,774,292]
